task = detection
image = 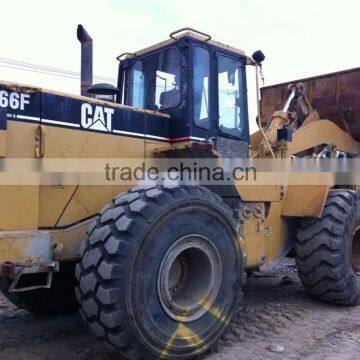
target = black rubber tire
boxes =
[2,261,78,316]
[75,185,243,359]
[295,189,360,305]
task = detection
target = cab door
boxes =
[214,52,249,158]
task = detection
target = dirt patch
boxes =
[1,258,359,359]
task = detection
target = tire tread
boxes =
[295,189,360,306]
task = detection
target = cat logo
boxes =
[81,103,114,132]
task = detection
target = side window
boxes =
[155,48,180,110]
[217,55,244,138]
[129,61,145,108]
[193,46,210,129]
[128,48,181,111]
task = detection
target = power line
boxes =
[0,56,117,82]
[0,63,81,80]
[0,57,117,83]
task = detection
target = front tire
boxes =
[75,185,243,359]
[296,189,360,305]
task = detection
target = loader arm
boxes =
[287,119,360,156]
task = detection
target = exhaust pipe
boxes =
[77,24,93,96]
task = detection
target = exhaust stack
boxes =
[77,24,93,96]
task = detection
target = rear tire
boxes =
[75,185,243,359]
[2,261,78,316]
[295,189,360,305]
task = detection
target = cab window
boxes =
[130,61,145,108]
[217,55,244,138]
[193,46,210,129]
[128,48,181,111]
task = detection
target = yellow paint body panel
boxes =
[236,185,281,202]
[38,186,78,227]
[0,186,39,230]
[282,185,330,217]
[241,216,265,268]
[0,130,6,157]
[263,201,290,267]
[6,121,38,157]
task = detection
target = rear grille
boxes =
[216,137,249,158]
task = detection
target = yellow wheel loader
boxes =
[0,25,360,359]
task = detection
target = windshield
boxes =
[128,48,181,111]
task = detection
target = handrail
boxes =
[169,27,211,41]
[116,52,136,61]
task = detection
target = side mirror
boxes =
[87,83,119,102]
[252,50,265,64]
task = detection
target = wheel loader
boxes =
[0,25,360,359]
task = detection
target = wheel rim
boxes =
[351,226,360,274]
[157,234,222,322]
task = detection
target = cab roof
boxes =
[118,28,251,62]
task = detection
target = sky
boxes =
[1,0,360,133]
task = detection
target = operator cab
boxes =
[117,28,253,157]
